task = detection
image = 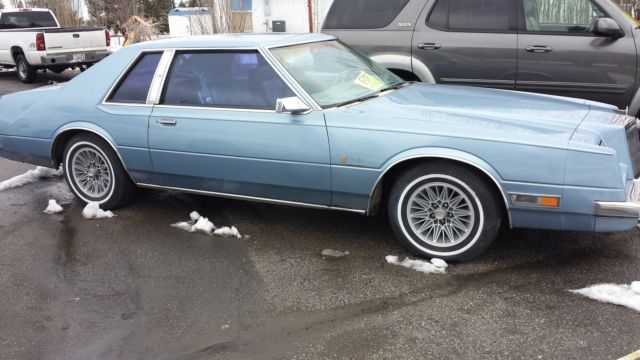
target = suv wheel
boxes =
[388,163,501,262]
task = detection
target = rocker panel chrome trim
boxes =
[136,183,366,214]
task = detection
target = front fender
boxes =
[369,147,510,221]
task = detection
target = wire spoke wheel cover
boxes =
[70,146,112,199]
[406,181,475,247]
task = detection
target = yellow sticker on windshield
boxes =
[353,71,384,91]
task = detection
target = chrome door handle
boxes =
[156,118,177,126]
[417,42,441,50]
[525,45,553,53]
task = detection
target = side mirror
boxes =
[276,97,310,114]
[594,17,624,38]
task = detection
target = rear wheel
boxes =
[63,134,136,209]
[388,163,501,262]
[15,54,36,83]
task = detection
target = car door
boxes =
[148,49,332,205]
[412,0,518,89]
[516,0,636,108]
[100,50,163,184]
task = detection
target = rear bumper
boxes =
[38,50,110,67]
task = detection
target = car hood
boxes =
[340,83,616,145]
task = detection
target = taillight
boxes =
[36,33,45,51]
[105,30,111,47]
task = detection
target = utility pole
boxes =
[307,0,313,33]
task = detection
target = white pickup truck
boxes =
[0,8,110,83]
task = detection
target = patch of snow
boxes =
[214,226,241,238]
[321,249,350,257]
[190,211,202,221]
[385,255,447,274]
[0,166,63,191]
[570,281,640,312]
[430,258,448,269]
[43,199,63,214]
[192,216,216,235]
[172,211,243,238]
[171,221,195,232]
[82,202,115,219]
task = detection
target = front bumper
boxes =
[39,50,110,67]
[594,179,640,220]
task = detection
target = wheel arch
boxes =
[10,46,25,62]
[367,149,511,227]
[50,125,135,183]
[368,54,435,83]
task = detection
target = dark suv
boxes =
[323,0,640,115]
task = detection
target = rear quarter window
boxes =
[108,52,162,104]
[323,0,410,29]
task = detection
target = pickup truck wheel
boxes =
[388,163,501,262]
[15,54,36,83]
[63,134,135,209]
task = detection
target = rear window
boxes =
[427,0,514,32]
[323,0,410,29]
[0,11,58,29]
[108,52,162,104]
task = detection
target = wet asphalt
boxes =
[0,70,639,360]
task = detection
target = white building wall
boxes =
[251,0,334,33]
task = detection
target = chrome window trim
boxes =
[146,49,175,105]
[152,46,316,112]
[137,183,366,214]
[101,49,164,106]
[152,104,277,113]
[367,155,513,227]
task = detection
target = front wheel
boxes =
[388,163,501,262]
[63,134,136,209]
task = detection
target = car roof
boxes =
[132,33,336,50]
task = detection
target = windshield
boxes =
[270,40,404,108]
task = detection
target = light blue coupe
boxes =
[1,34,639,260]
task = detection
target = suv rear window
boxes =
[0,11,57,29]
[427,0,514,32]
[323,0,410,29]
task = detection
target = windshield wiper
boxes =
[378,82,408,93]
[333,94,380,108]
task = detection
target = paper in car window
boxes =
[353,71,384,90]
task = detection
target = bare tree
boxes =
[23,0,84,26]
[87,0,137,31]
[208,0,250,33]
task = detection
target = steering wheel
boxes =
[190,67,214,105]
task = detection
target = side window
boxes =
[161,51,295,110]
[427,0,513,32]
[522,0,604,33]
[108,52,162,103]
[323,0,410,29]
